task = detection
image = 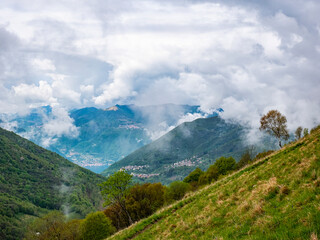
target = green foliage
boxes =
[183,167,204,184]
[295,126,303,140]
[310,124,320,134]
[253,150,274,161]
[198,165,219,185]
[99,170,133,207]
[24,211,66,240]
[126,183,166,222]
[0,127,105,240]
[104,203,129,230]
[80,212,115,240]
[214,156,236,175]
[236,150,252,169]
[99,170,133,224]
[165,181,190,202]
[260,110,289,147]
[304,128,309,136]
[197,156,236,186]
[104,182,167,231]
[62,219,82,240]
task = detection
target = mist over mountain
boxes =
[0,104,214,173]
[0,127,105,239]
[103,116,275,184]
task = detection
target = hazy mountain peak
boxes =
[105,106,119,111]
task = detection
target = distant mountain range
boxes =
[1,104,212,173]
[0,127,105,240]
[102,116,273,184]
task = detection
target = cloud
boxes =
[32,58,56,71]
[13,81,57,106]
[0,0,319,137]
[43,107,79,138]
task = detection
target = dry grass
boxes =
[311,232,318,240]
[251,202,264,217]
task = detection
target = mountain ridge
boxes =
[102,116,252,184]
[1,104,206,173]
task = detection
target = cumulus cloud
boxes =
[0,0,320,139]
[43,107,79,138]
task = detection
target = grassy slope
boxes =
[108,127,320,240]
[0,127,106,239]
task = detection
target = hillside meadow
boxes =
[107,126,320,240]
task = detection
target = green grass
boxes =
[107,126,320,240]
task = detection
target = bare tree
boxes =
[259,110,289,148]
[295,126,302,140]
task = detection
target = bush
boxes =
[253,150,274,161]
[126,183,166,222]
[104,203,129,231]
[310,124,320,134]
[24,211,66,240]
[165,181,190,203]
[184,168,204,190]
[214,156,236,175]
[80,212,115,240]
[236,151,252,169]
[183,168,204,184]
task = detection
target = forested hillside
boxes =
[0,127,106,240]
[103,116,271,184]
[108,125,320,239]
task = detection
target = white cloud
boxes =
[43,107,79,138]
[0,0,319,136]
[13,81,57,106]
[32,58,56,71]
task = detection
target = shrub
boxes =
[236,151,252,169]
[310,124,320,134]
[165,181,190,203]
[80,212,115,240]
[253,150,274,161]
[126,183,166,222]
[183,168,204,184]
[24,211,66,240]
[214,156,236,175]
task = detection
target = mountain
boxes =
[102,116,263,184]
[108,125,320,240]
[1,104,203,173]
[0,127,106,240]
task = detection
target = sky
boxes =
[1,0,320,139]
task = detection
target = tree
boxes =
[236,150,252,169]
[295,126,303,140]
[183,167,204,189]
[259,110,289,148]
[303,128,309,137]
[165,181,190,203]
[214,156,236,175]
[198,165,219,185]
[80,212,115,240]
[99,170,133,225]
[104,203,129,231]
[24,211,66,240]
[126,183,166,222]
